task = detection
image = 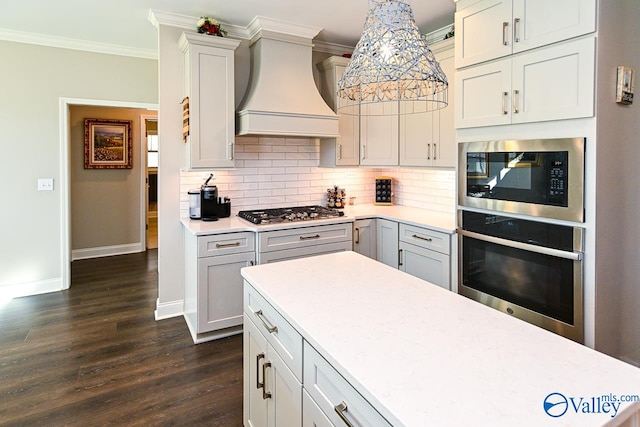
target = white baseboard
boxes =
[0,277,63,300]
[72,243,144,261]
[154,298,183,320]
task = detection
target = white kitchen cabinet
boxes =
[455,0,596,68]
[399,242,450,290]
[179,32,240,169]
[455,37,595,128]
[303,341,392,427]
[398,223,451,290]
[376,219,399,269]
[257,223,353,265]
[317,57,360,167]
[184,231,255,343]
[360,102,399,166]
[399,39,455,167]
[243,314,302,427]
[353,219,377,260]
[302,391,334,427]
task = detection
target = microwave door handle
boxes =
[456,229,583,261]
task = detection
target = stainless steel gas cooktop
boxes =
[237,205,344,225]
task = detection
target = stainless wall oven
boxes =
[458,137,585,222]
[458,211,584,342]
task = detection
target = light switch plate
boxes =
[38,178,54,191]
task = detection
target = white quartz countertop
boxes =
[241,251,640,427]
[181,204,455,236]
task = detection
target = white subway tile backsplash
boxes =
[179,137,456,217]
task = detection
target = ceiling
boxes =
[0,0,456,56]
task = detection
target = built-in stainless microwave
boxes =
[458,138,585,222]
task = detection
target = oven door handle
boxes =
[457,229,583,261]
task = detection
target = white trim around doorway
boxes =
[59,97,158,290]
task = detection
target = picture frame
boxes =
[467,153,489,178]
[506,152,540,168]
[84,118,132,169]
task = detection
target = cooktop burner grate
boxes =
[237,205,344,225]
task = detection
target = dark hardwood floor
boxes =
[0,250,243,426]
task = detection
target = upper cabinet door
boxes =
[512,0,597,54]
[180,33,240,169]
[455,0,512,69]
[360,103,399,166]
[455,57,512,128]
[511,37,595,124]
[456,0,596,69]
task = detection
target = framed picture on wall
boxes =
[84,118,132,169]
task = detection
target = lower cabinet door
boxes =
[399,241,450,290]
[376,219,399,269]
[269,342,302,426]
[198,252,255,333]
[244,314,302,427]
[353,219,377,260]
[244,315,268,427]
[303,390,334,427]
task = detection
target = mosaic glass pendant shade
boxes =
[337,0,448,115]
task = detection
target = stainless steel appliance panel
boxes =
[458,137,585,222]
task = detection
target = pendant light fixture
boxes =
[337,0,448,115]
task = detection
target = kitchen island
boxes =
[241,251,640,426]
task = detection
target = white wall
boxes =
[595,0,640,367]
[0,40,157,298]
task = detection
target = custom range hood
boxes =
[236,17,339,138]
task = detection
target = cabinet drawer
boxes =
[303,389,334,427]
[244,282,303,381]
[399,223,450,255]
[258,223,352,253]
[198,232,255,257]
[303,342,392,427]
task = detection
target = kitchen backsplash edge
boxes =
[179,136,455,217]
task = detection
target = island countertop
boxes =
[241,251,640,427]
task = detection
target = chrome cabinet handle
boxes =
[427,143,431,160]
[216,242,241,249]
[412,234,433,242]
[300,234,321,241]
[502,21,509,46]
[229,142,234,160]
[513,89,520,114]
[362,144,366,160]
[502,91,509,115]
[398,249,403,266]
[355,228,360,245]
[262,362,272,400]
[513,18,521,43]
[338,143,343,160]
[334,401,354,427]
[256,353,265,389]
[254,309,278,333]
[433,143,437,160]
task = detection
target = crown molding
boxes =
[312,40,354,56]
[149,9,249,40]
[0,28,157,59]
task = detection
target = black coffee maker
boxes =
[200,174,231,221]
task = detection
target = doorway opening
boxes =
[144,117,158,250]
[60,97,158,290]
